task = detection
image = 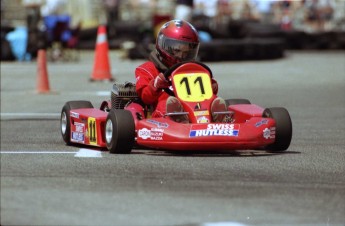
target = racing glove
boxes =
[211,78,218,95]
[151,73,170,91]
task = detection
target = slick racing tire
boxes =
[263,107,292,152]
[105,109,135,154]
[61,100,94,145]
[225,99,251,106]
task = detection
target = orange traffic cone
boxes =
[36,49,50,93]
[90,25,113,81]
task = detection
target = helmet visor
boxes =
[158,35,199,62]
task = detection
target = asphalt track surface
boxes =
[1,50,345,226]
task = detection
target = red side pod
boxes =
[229,104,265,123]
[70,108,108,147]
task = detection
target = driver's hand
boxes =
[153,73,170,90]
[211,78,218,95]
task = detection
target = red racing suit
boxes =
[135,61,170,117]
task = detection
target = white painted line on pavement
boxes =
[74,148,102,158]
[1,113,60,120]
[202,222,248,226]
[0,151,76,154]
[1,113,60,117]
[1,149,103,158]
[96,91,110,96]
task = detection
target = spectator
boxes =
[216,0,232,25]
[194,0,218,28]
[175,0,194,22]
[317,0,336,31]
[304,0,335,32]
[102,0,120,38]
[22,0,46,58]
[250,0,274,24]
[40,0,67,16]
[230,0,259,21]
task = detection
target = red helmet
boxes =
[156,20,200,68]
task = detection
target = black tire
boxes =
[263,107,292,152]
[60,100,94,145]
[225,99,251,106]
[105,109,135,154]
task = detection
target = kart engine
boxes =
[111,82,139,109]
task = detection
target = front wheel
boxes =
[263,107,292,152]
[61,100,94,145]
[105,109,135,154]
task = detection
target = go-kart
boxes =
[60,61,292,154]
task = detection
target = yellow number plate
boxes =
[88,117,97,145]
[172,73,213,102]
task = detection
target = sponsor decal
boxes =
[255,119,268,127]
[194,110,209,116]
[72,122,85,143]
[138,128,164,140]
[74,122,84,132]
[189,124,239,137]
[263,127,276,139]
[71,112,79,118]
[197,116,209,123]
[147,119,169,128]
[138,128,151,139]
[72,132,84,143]
[150,128,164,140]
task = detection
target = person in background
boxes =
[22,0,46,58]
[135,20,222,123]
[194,0,218,28]
[102,0,120,38]
[175,0,194,22]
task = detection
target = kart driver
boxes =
[135,19,224,123]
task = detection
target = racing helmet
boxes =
[156,20,200,68]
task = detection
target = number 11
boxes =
[180,76,205,95]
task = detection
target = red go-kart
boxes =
[60,62,292,154]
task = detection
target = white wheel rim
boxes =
[105,119,113,144]
[61,112,67,134]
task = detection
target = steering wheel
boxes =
[163,61,213,96]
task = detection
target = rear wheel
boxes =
[225,99,251,106]
[263,107,292,152]
[61,101,94,145]
[105,109,135,154]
